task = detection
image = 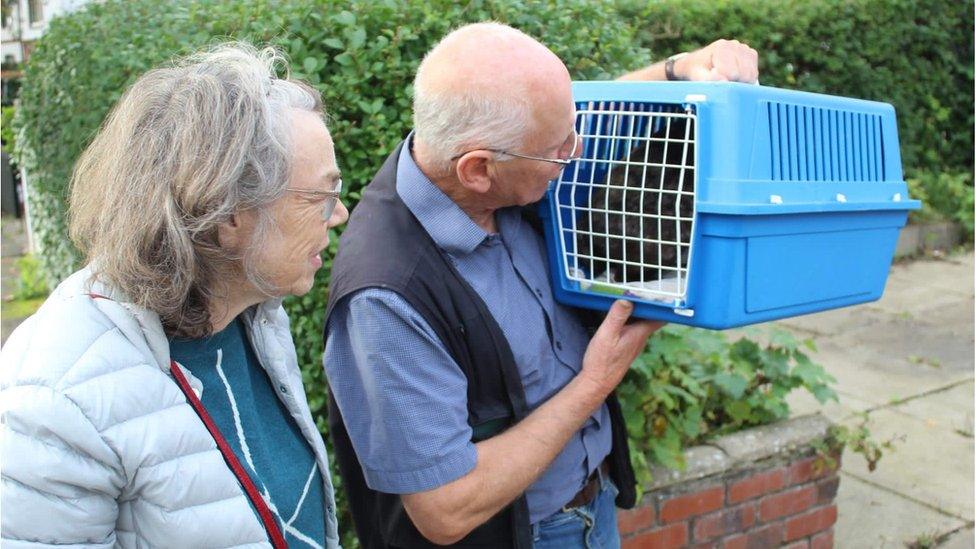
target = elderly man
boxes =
[325,23,758,548]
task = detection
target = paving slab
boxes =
[891,380,975,436]
[1,216,27,301]
[842,408,974,520]
[801,337,973,408]
[835,473,966,549]
[878,273,971,316]
[775,303,891,338]
[939,526,975,549]
[883,255,974,295]
[785,386,874,420]
[830,312,974,372]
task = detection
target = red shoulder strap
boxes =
[169,360,288,548]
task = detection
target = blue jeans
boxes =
[532,473,621,549]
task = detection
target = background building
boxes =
[2,0,90,68]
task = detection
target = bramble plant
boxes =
[618,325,837,488]
[817,415,901,473]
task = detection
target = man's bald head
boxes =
[412,22,573,174]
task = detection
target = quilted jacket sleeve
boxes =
[1,382,125,547]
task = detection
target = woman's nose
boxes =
[328,200,350,228]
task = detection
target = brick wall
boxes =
[617,451,841,548]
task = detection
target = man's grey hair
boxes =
[412,23,532,174]
[69,42,323,338]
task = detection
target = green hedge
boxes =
[622,0,974,176]
[620,0,975,236]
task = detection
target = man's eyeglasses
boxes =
[450,130,582,167]
[284,179,343,221]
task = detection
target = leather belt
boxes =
[562,460,610,511]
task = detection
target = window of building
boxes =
[28,0,43,25]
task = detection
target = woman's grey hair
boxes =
[69,42,323,338]
[412,23,531,175]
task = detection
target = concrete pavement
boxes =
[1,215,30,344]
[773,251,975,547]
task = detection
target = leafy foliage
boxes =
[907,170,975,240]
[618,0,974,179]
[11,254,49,301]
[1,106,16,151]
[618,325,836,487]
[812,413,901,474]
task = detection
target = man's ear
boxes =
[455,151,495,195]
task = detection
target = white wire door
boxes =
[554,101,698,307]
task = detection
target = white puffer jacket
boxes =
[0,267,340,548]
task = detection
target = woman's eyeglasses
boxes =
[285,179,343,221]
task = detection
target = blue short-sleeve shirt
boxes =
[324,136,611,524]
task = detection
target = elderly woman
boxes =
[1,43,347,548]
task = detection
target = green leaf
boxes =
[322,37,343,49]
[726,400,753,423]
[349,27,367,49]
[334,10,355,26]
[302,56,319,73]
[791,357,823,385]
[769,327,800,351]
[713,373,749,399]
[810,383,839,404]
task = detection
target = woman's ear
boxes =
[455,151,495,195]
[216,211,251,250]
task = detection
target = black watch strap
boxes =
[665,52,688,81]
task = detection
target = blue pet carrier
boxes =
[538,82,920,329]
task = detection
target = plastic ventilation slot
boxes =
[767,102,885,182]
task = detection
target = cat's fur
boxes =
[574,119,695,284]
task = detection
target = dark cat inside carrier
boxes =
[574,116,695,288]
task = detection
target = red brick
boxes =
[783,541,809,549]
[784,505,838,541]
[692,504,756,541]
[690,543,718,549]
[815,476,840,504]
[721,536,747,549]
[659,486,725,523]
[728,469,787,503]
[722,522,784,549]
[618,505,657,535]
[788,456,838,485]
[759,485,818,522]
[811,528,834,549]
[622,522,688,549]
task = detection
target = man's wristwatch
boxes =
[665,52,689,81]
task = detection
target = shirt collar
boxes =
[396,133,490,256]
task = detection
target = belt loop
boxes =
[597,459,610,488]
